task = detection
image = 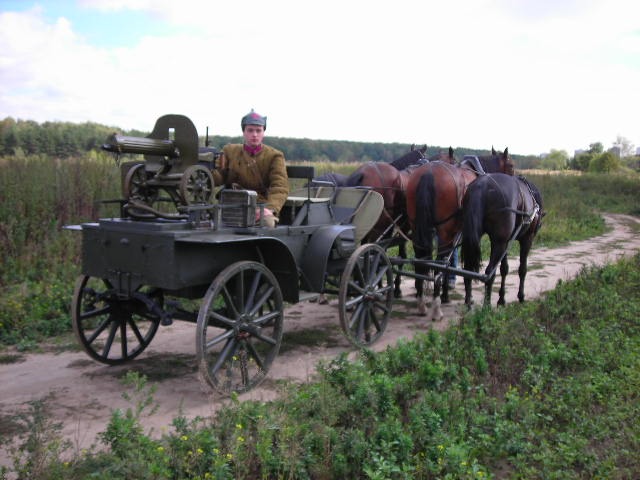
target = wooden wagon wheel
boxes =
[196,261,284,395]
[179,165,214,205]
[71,275,162,365]
[338,243,394,347]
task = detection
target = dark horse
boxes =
[405,147,515,319]
[389,144,428,170]
[310,171,349,187]
[461,173,544,307]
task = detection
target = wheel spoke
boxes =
[221,285,241,319]
[127,317,146,345]
[120,320,129,358]
[205,328,234,351]
[248,285,274,317]
[210,337,237,376]
[245,270,262,312]
[101,318,119,358]
[84,317,111,345]
[245,340,266,370]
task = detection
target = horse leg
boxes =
[439,243,454,304]
[427,272,444,322]
[517,236,534,303]
[484,239,508,306]
[463,277,474,308]
[413,243,430,316]
[497,256,509,306]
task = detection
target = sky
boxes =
[0,0,638,156]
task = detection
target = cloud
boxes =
[1,1,639,155]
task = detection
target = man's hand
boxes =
[255,207,276,228]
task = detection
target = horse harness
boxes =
[487,174,541,227]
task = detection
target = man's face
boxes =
[243,125,265,148]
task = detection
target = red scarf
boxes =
[243,144,263,156]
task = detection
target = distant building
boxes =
[574,149,585,157]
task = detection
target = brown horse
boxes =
[348,147,459,298]
[346,161,411,297]
[405,147,514,319]
[461,173,544,307]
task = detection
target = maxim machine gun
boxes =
[102,114,216,219]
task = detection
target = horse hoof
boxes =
[394,291,403,299]
[318,296,328,305]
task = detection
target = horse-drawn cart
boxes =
[67,114,390,395]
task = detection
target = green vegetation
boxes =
[1,154,640,347]
[3,254,639,479]
[1,122,639,478]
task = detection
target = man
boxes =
[212,110,289,227]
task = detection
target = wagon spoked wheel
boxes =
[179,165,214,205]
[338,243,393,348]
[71,275,163,365]
[196,261,284,395]
[123,163,158,205]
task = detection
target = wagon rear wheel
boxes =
[339,243,393,347]
[196,261,284,395]
[72,275,162,365]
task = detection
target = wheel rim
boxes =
[196,262,284,395]
[339,244,393,347]
[179,165,214,205]
[71,276,162,365]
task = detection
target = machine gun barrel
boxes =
[102,134,179,158]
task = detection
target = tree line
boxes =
[1,116,541,166]
[5,116,636,173]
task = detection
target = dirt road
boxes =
[1,213,639,464]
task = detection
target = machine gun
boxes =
[102,114,215,219]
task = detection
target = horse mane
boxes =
[346,169,364,187]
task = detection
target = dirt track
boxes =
[1,213,639,465]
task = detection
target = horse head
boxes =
[390,147,428,170]
[481,147,515,175]
[498,147,515,175]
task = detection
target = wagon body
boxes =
[68,114,393,395]
[76,215,356,304]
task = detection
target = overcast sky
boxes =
[1,0,638,155]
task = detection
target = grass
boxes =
[1,156,639,348]
[1,153,639,478]
[2,254,639,479]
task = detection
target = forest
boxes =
[0,116,543,168]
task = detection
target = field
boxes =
[1,155,640,479]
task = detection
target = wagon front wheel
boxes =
[339,243,393,347]
[196,261,284,395]
[71,275,163,365]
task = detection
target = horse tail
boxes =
[413,171,435,259]
[461,181,484,273]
